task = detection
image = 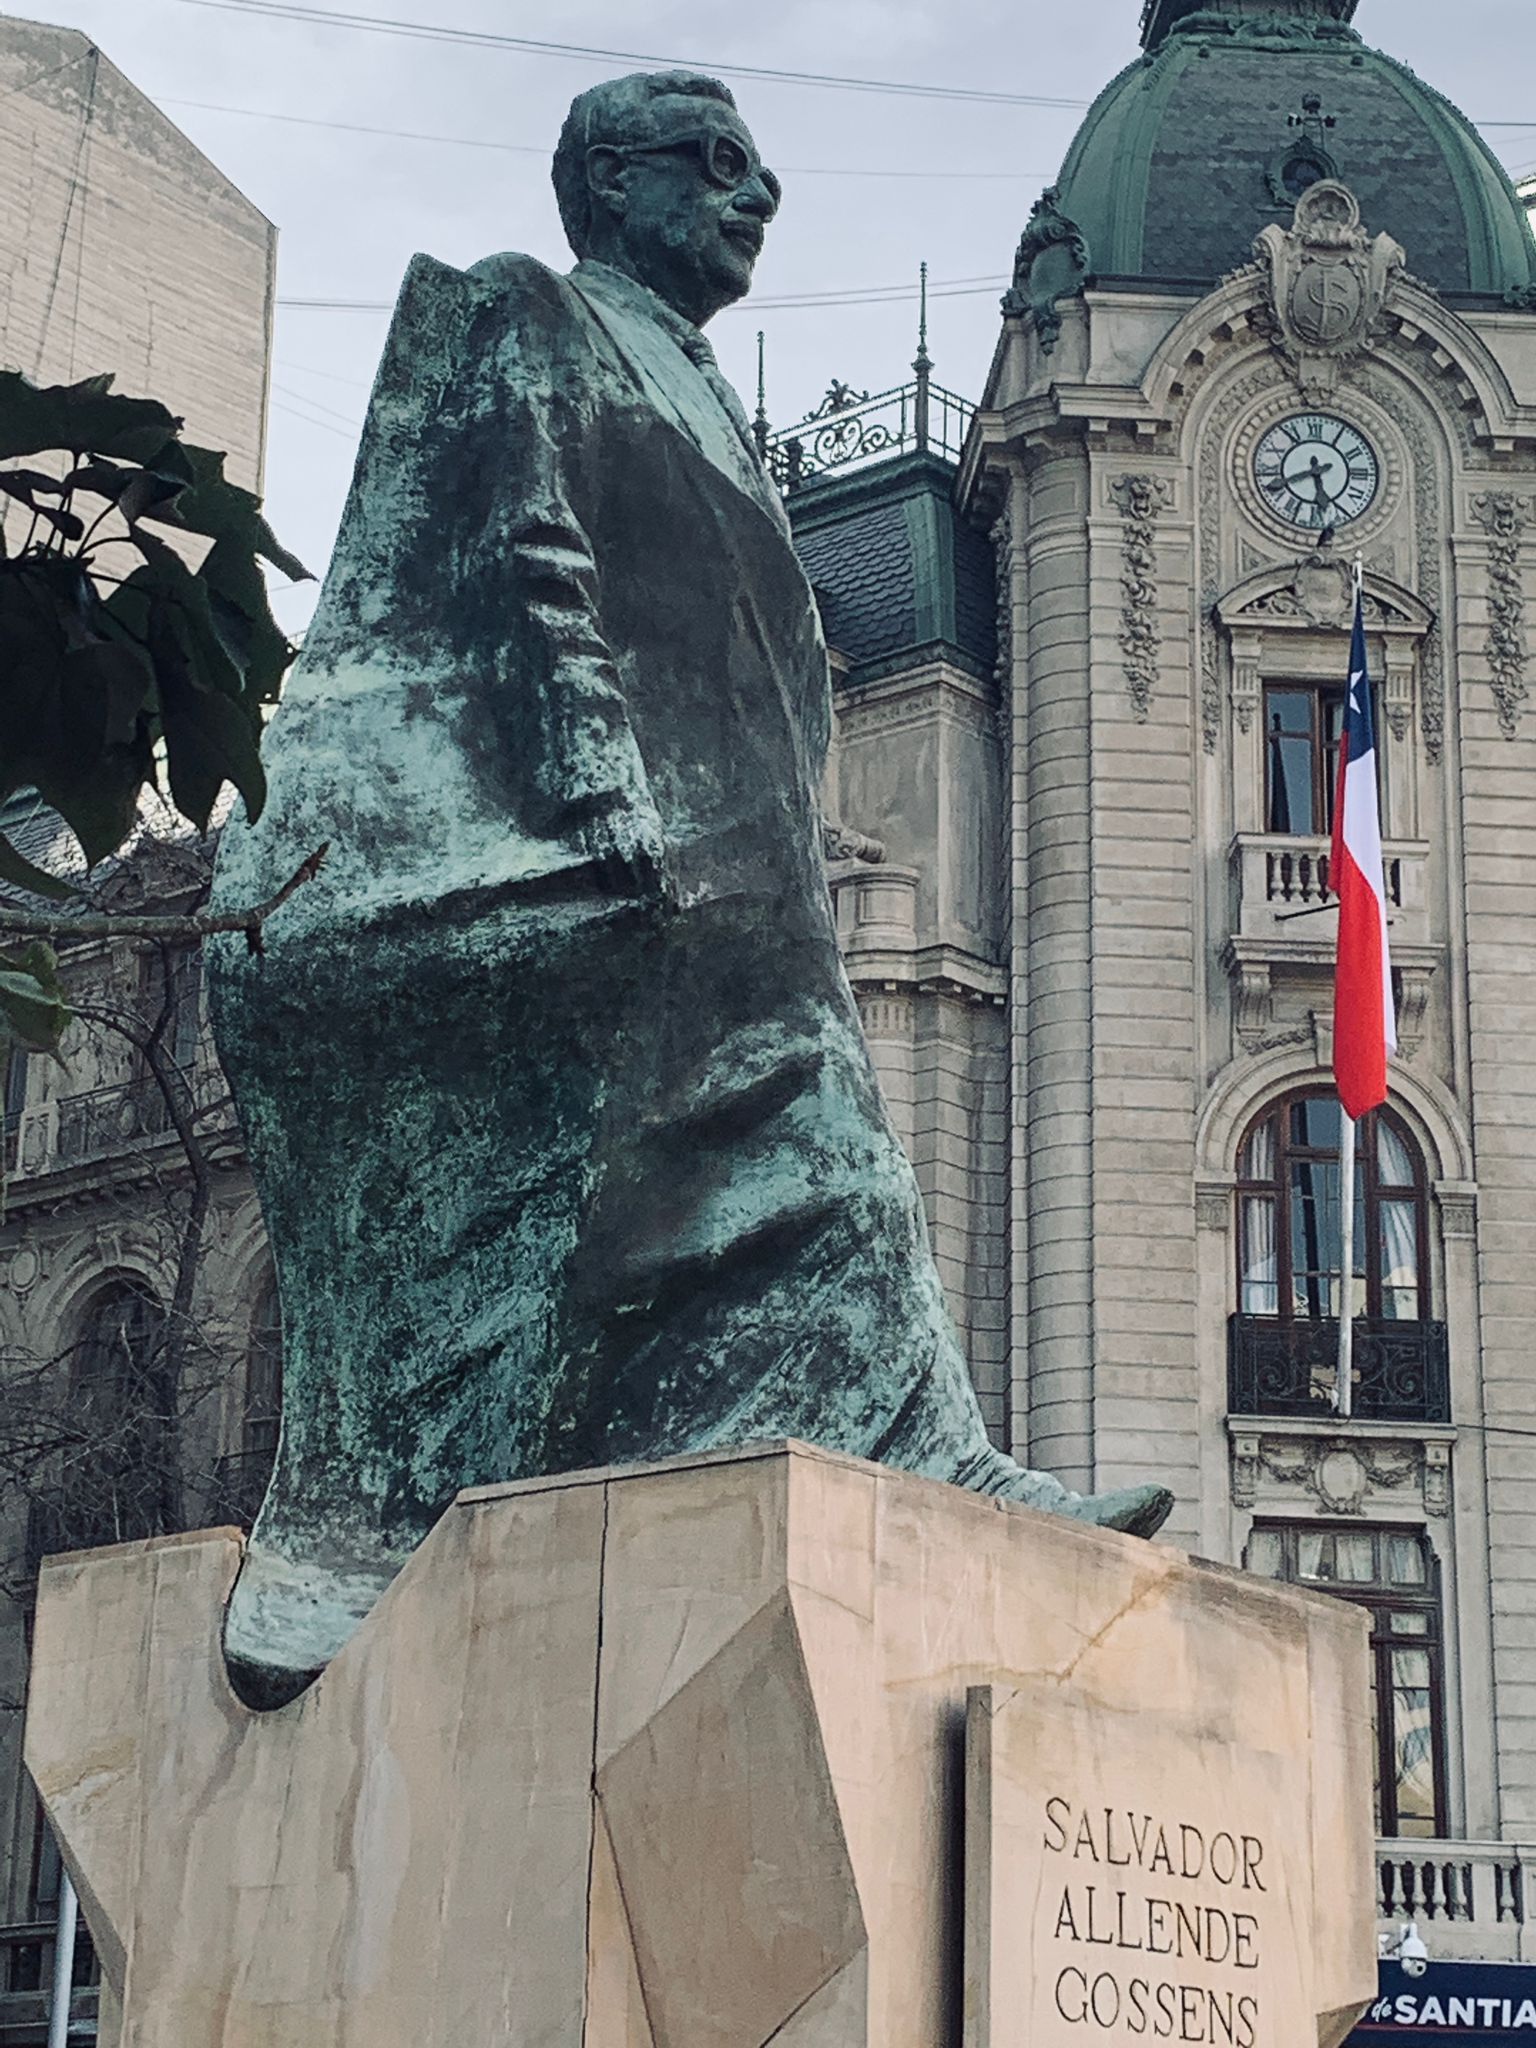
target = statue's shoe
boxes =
[1057,1483,1175,1539]
[947,1443,1174,1539]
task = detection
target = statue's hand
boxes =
[575,794,675,908]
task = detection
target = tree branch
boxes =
[0,845,329,946]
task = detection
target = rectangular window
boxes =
[1246,1523,1447,1838]
[1264,682,1359,837]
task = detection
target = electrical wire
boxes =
[158,95,1048,179]
[269,395,361,438]
[162,0,1093,110]
[275,274,1008,315]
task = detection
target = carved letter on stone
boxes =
[1254,182,1405,388]
[1472,492,1532,739]
[1110,474,1172,723]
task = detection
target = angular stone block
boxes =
[24,1444,1376,2047]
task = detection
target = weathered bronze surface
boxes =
[209,71,1171,1706]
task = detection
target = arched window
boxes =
[245,1277,283,1466]
[217,1274,283,1528]
[1231,1092,1447,1422]
[27,1278,169,1567]
[1236,1091,1428,1322]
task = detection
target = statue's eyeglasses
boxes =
[616,132,782,210]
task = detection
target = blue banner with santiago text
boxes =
[1350,1962,1536,2043]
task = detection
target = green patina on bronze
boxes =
[214,68,1179,1712]
[209,71,1171,1708]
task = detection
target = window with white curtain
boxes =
[1235,1091,1428,1324]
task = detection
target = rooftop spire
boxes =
[1140,0,1358,50]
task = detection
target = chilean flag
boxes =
[1331,595,1397,1120]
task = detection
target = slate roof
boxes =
[789,453,996,684]
[1056,6,1536,302]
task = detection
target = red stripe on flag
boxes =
[1333,837,1388,1120]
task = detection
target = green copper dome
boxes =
[1053,0,1536,302]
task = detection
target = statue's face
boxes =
[587,98,780,326]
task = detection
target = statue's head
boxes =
[553,71,779,327]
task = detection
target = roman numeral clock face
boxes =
[1253,413,1380,531]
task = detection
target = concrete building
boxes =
[0,17,275,2039]
[781,0,1536,1993]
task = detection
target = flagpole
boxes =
[1335,549,1366,1421]
[1336,1112,1355,1418]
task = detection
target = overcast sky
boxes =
[19,0,1536,632]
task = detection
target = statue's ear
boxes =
[585,145,629,222]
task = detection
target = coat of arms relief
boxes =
[1253,181,1406,393]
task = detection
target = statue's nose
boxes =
[737,175,778,221]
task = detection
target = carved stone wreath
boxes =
[1111,474,1173,722]
[1230,1431,1449,1517]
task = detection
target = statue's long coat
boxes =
[210,253,1032,1683]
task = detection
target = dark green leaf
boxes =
[0,370,180,464]
[0,943,70,1058]
[147,442,313,582]
[59,639,155,751]
[199,538,296,707]
[125,533,243,703]
[0,833,77,901]
[0,468,67,501]
[152,603,266,829]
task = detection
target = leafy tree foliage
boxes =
[0,370,310,1066]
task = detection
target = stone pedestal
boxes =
[24,1442,1377,2047]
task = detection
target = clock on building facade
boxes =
[1252,413,1380,530]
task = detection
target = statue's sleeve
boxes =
[322,253,667,893]
[468,259,667,883]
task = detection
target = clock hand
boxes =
[1308,455,1331,506]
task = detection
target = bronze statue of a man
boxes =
[210,71,1171,1706]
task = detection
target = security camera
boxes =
[1397,1924,1429,1978]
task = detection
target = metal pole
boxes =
[912,260,931,453]
[46,1868,78,2048]
[1334,551,1365,1422]
[1336,1111,1356,1420]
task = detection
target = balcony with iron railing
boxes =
[5,1068,235,1188]
[1228,1315,1451,1424]
[763,375,974,494]
[1377,1840,1536,1964]
[758,271,976,494]
[1228,834,1431,952]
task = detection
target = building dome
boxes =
[1054,0,1536,302]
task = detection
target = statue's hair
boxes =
[553,70,739,259]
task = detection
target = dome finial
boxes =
[1140,0,1358,50]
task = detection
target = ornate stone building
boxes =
[3,0,1536,2030]
[0,18,276,2037]
[785,0,1536,1971]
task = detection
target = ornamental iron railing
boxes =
[1228,1314,1450,1423]
[763,375,974,492]
[54,1075,170,1167]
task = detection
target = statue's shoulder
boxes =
[392,250,583,323]
[462,250,572,301]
